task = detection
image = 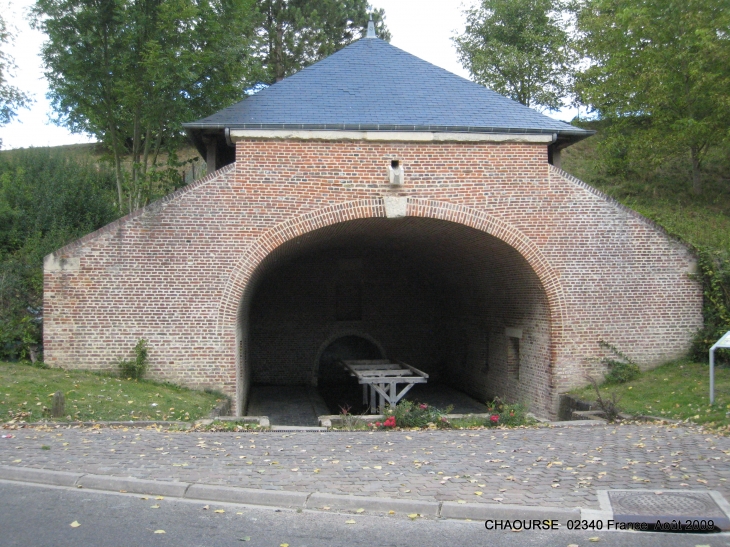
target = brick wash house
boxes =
[43,23,702,419]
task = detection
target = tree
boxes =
[453,0,575,110]
[573,0,730,194]
[0,14,31,144]
[0,149,118,359]
[32,0,261,212]
[255,0,390,83]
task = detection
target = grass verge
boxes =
[1,361,222,423]
[568,360,730,430]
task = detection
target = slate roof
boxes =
[184,36,591,144]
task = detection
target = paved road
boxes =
[1,422,728,510]
[2,481,728,547]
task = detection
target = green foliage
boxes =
[573,0,730,194]
[118,339,149,380]
[255,1,390,83]
[570,360,730,430]
[32,0,261,212]
[483,399,529,427]
[384,400,453,429]
[454,0,575,110]
[0,148,118,360]
[599,341,641,384]
[0,360,220,422]
[693,250,730,363]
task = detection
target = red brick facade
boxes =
[43,139,703,417]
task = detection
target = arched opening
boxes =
[238,216,553,423]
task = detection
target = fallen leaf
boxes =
[154,530,166,534]
[69,521,80,528]
[12,459,21,463]
[140,497,149,500]
[280,544,289,547]
[238,537,250,542]
[345,519,356,524]
[474,491,483,496]
[150,504,160,509]
[457,500,466,504]
[322,506,331,510]
[214,509,225,513]
[406,436,412,440]
[408,513,418,519]
[291,468,299,472]
[388,510,395,515]
[589,538,600,542]
[236,512,244,515]
[203,505,209,510]
[356,508,364,513]
[155,496,164,500]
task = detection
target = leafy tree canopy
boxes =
[32,0,261,212]
[453,0,575,110]
[255,0,390,83]
[573,0,730,194]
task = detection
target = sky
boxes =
[0,0,575,150]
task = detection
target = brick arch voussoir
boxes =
[217,198,566,348]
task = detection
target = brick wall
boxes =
[43,139,703,418]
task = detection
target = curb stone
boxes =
[0,466,83,487]
[186,484,309,507]
[4,421,191,429]
[0,465,586,521]
[76,474,190,497]
[440,501,580,521]
[307,493,439,516]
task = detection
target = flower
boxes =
[383,416,396,428]
[490,415,499,423]
[375,422,382,427]
[419,404,428,410]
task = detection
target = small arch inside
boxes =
[238,217,552,423]
[317,335,384,413]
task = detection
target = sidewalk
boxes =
[1,421,729,518]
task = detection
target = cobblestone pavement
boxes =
[2,423,729,510]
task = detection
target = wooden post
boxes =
[52,391,65,418]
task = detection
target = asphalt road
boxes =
[2,481,729,547]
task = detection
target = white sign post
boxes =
[710,331,730,404]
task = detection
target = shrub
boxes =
[118,339,149,380]
[586,375,622,422]
[385,400,453,429]
[484,398,528,427]
[599,341,641,384]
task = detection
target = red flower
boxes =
[419,404,428,410]
[490,415,499,423]
[375,422,381,427]
[383,416,396,427]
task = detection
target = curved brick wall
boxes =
[43,139,703,418]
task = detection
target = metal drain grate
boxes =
[608,490,730,531]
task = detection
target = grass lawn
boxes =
[568,360,730,429]
[1,361,223,423]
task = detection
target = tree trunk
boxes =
[109,126,124,212]
[691,146,702,195]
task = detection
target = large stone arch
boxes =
[218,198,567,415]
